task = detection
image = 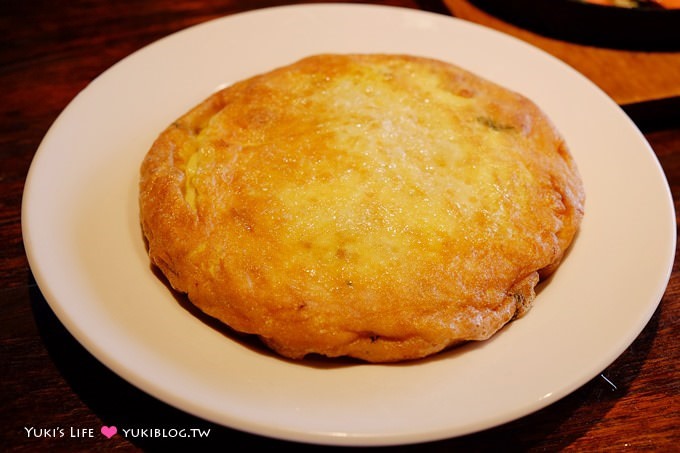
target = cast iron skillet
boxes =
[469,0,680,50]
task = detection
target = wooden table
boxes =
[2,1,678,451]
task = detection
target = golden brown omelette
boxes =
[139,54,585,363]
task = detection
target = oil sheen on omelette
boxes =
[139,54,584,362]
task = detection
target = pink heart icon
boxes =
[101,426,117,439]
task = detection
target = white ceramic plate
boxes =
[22,4,675,447]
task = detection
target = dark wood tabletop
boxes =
[2,1,678,451]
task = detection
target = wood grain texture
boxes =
[1,1,678,451]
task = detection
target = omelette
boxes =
[139,54,585,362]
